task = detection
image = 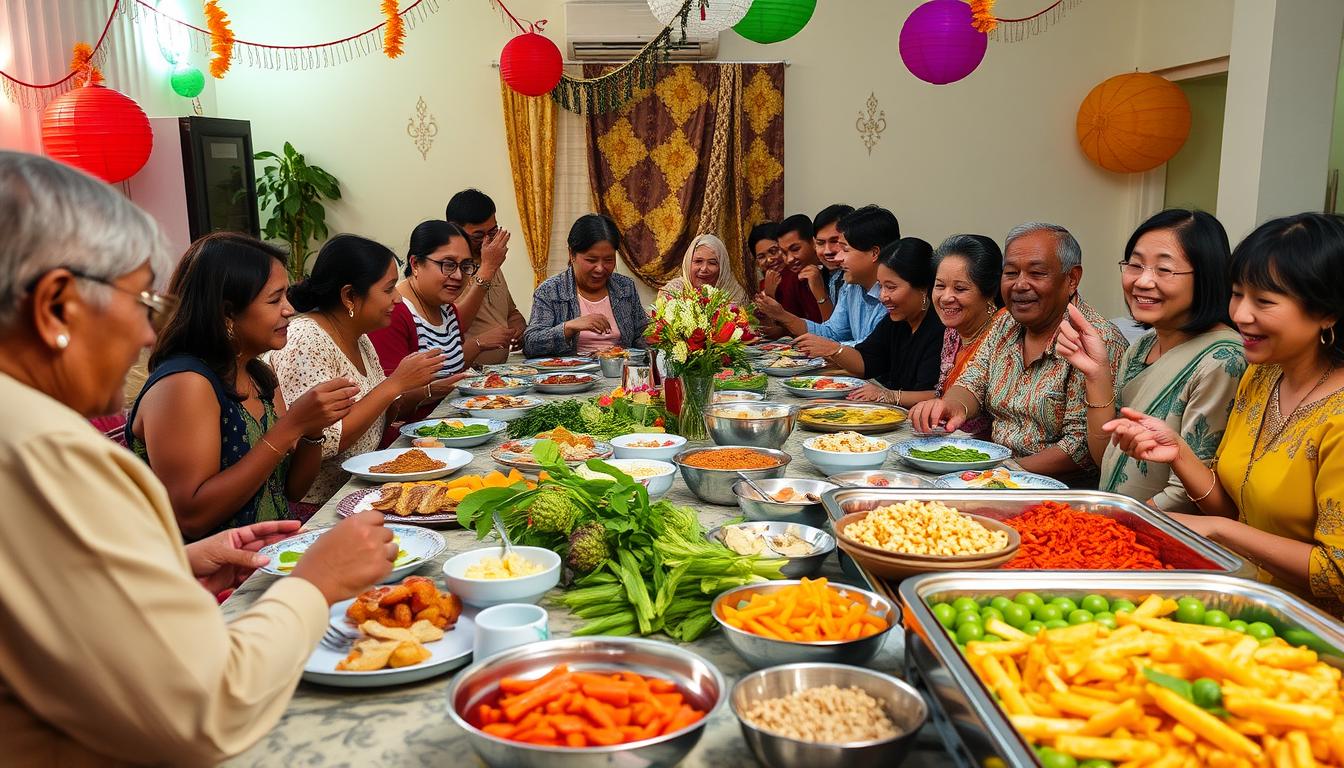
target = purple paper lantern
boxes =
[899,0,988,85]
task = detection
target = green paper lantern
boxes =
[170,63,205,98]
[733,0,817,44]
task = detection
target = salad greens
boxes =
[415,421,490,438]
[457,440,785,640]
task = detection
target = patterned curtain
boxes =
[500,79,558,288]
[584,63,784,290]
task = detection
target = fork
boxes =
[320,624,360,652]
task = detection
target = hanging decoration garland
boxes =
[383,0,406,59]
[969,0,997,33]
[204,0,234,78]
[1,0,443,108]
[987,0,1084,43]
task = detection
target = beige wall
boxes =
[1165,73,1227,213]
[1137,0,1233,72]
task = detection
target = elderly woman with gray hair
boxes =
[0,151,398,764]
[658,233,749,305]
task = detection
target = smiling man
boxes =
[813,204,853,305]
[909,222,1128,484]
[775,214,832,321]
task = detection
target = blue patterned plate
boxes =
[933,468,1067,490]
[259,524,445,581]
[893,436,1012,473]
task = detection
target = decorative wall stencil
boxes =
[856,93,886,155]
[406,97,438,160]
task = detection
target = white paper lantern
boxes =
[648,0,753,36]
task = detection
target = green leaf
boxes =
[283,141,297,158]
[1142,667,1194,702]
[457,487,526,535]
[254,150,278,160]
[283,196,300,217]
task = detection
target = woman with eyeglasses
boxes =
[0,151,398,764]
[1056,209,1244,513]
[271,234,447,507]
[129,232,361,540]
[370,221,507,403]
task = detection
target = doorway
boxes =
[1164,73,1228,214]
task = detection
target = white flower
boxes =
[673,342,689,364]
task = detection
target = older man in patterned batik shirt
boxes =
[911,222,1128,485]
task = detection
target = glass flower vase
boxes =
[674,373,714,441]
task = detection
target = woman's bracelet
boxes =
[298,434,324,447]
[1085,389,1116,409]
[259,436,286,457]
[1189,464,1219,503]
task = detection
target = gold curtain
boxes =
[499,80,558,287]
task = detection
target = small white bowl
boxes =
[802,436,890,475]
[610,432,687,462]
[440,546,561,608]
[576,458,676,500]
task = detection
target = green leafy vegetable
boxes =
[909,445,992,462]
[1142,668,1228,717]
[415,422,489,438]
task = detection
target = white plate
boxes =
[893,436,1012,473]
[523,357,600,373]
[760,358,825,377]
[780,375,865,399]
[341,447,473,482]
[449,394,545,421]
[258,524,445,580]
[399,417,507,448]
[531,372,600,394]
[933,469,1068,490]
[302,597,476,687]
[456,376,534,396]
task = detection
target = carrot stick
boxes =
[551,715,586,735]
[611,706,632,728]
[482,723,518,738]
[583,726,623,746]
[582,682,632,708]
[647,678,678,694]
[565,732,587,747]
[498,663,569,695]
[654,692,683,709]
[582,698,615,729]
[663,705,702,735]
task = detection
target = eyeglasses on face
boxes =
[1117,260,1194,282]
[423,256,479,276]
[67,268,175,325]
[468,226,500,243]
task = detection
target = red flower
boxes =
[712,320,736,344]
[598,395,613,407]
[687,328,707,352]
[654,417,664,427]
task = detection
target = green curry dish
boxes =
[715,373,767,392]
[415,421,491,438]
[909,445,992,463]
[277,542,415,572]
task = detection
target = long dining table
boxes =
[220,368,953,767]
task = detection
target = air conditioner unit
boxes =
[565,1,718,62]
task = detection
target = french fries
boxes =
[956,594,1344,767]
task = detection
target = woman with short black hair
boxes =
[522,214,649,357]
[1058,209,1244,512]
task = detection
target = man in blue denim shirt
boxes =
[755,205,899,352]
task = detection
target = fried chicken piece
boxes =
[437,592,463,630]
[388,641,431,668]
[377,584,412,607]
[336,639,397,671]
[391,602,413,628]
[406,576,439,613]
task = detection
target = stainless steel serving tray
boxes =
[822,488,1253,578]
[899,572,1344,768]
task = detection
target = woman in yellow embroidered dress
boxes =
[1107,213,1344,614]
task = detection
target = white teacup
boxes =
[473,603,550,660]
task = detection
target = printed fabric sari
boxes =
[1099,328,1244,511]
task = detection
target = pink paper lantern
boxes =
[899,0,988,86]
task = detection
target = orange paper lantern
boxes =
[1076,73,1191,174]
[41,84,153,184]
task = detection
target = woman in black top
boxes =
[815,237,943,407]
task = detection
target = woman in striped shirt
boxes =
[370,220,510,423]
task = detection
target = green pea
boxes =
[980,607,1004,624]
[1093,611,1117,630]
[1050,597,1078,615]
[1174,597,1206,625]
[990,596,1014,613]
[1034,604,1064,623]
[956,622,985,644]
[1040,748,1078,768]
[952,597,980,614]
[1109,599,1137,615]
[931,603,957,629]
[1067,609,1095,625]
[981,634,1003,643]
[1203,609,1231,628]
[1079,761,1115,768]
[1246,621,1276,641]
[1192,678,1223,709]
[1080,594,1109,614]
[1002,603,1032,629]
[1022,620,1046,636]
[1227,619,1249,634]
[955,610,983,628]
[1043,619,1069,630]
[1014,592,1045,612]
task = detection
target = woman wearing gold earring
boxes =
[814,237,944,407]
[1107,213,1344,615]
[271,235,446,508]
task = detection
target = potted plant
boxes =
[254,142,341,281]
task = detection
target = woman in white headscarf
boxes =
[659,233,749,305]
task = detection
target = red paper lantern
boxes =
[41,85,153,184]
[500,32,562,97]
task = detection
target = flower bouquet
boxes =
[644,285,756,439]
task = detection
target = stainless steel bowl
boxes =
[706,520,836,578]
[673,446,791,505]
[702,401,799,449]
[598,356,625,378]
[447,636,725,768]
[731,663,928,768]
[731,478,838,525]
[711,580,898,669]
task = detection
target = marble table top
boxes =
[222,370,954,767]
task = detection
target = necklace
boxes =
[956,309,994,345]
[405,279,441,324]
[1257,364,1335,454]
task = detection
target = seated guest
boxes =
[129,233,360,539]
[1107,213,1344,613]
[811,238,944,408]
[776,214,830,321]
[758,205,899,352]
[910,222,1128,483]
[0,150,397,764]
[930,234,1005,441]
[272,235,446,507]
[523,214,649,357]
[812,203,854,305]
[1056,209,1244,512]
[659,233,748,305]
[747,222,790,338]
[445,188,527,365]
